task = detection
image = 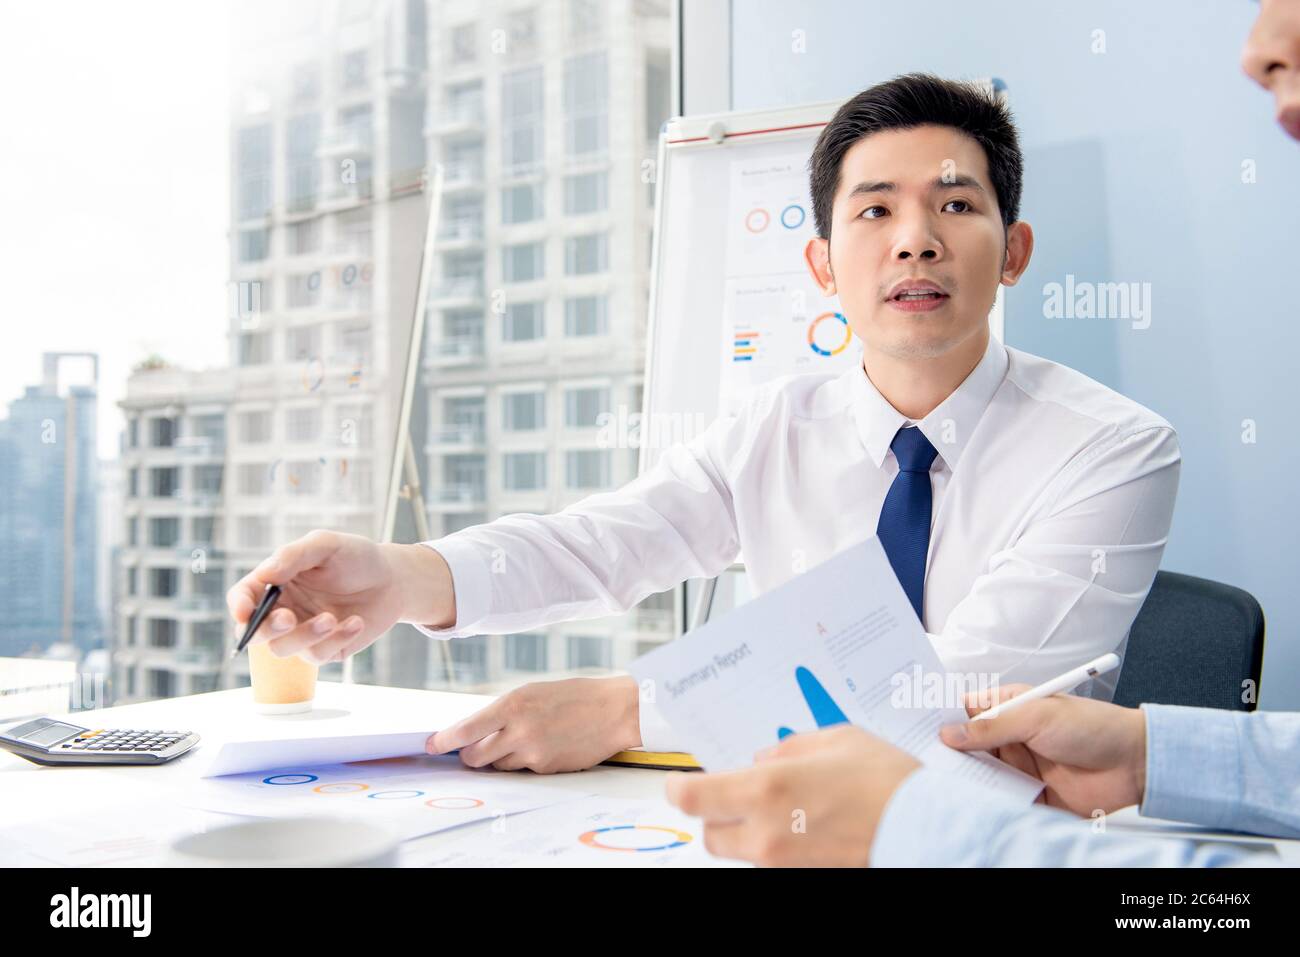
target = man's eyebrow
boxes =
[843,175,986,201]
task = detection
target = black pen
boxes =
[231,584,282,658]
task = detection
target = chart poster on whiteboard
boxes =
[719,152,863,413]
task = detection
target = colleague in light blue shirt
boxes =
[664,0,1300,868]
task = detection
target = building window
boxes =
[502,301,544,342]
[501,183,543,224]
[286,113,321,212]
[237,463,269,496]
[291,61,319,102]
[564,295,609,336]
[566,634,611,670]
[288,272,322,309]
[148,517,180,548]
[646,51,672,142]
[567,0,604,42]
[237,410,273,444]
[337,321,371,366]
[287,219,320,255]
[563,172,608,215]
[563,52,608,159]
[238,228,269,262]
[149,467,179,498]
[450,22,477,64]
[502,391,546,431]
[126,567,137,597]
[147,618,177,646]
[192,516,216,544]
[502,451,547,491]
[193,464,223,494]
[564,386,610,428]
[450,636,488,684]
[146,668,176,698]
[340,49,367,89]
[501,66,543,175]
[148,568,178,598]
[237,516,271,549]
[285,460,323,496]
[502,241,544,283]
[507,8,539,57]
[149,417,177,448]
[505,632,547,671]
[238,331,272,366]
[285,407,321,443]
[565,233,608,275]
[236,124,272,220]
[565,449,611,489]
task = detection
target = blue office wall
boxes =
[731,0,1300,709]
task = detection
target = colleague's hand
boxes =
[940,684,1148,817]
[665,724,921,867]
[226,530,455,665]
[428,676,641,774]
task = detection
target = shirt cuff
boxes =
[1139,703,1242,829]
[637,698,685,754]
[871,767,1024,867]
[408,537,493,639]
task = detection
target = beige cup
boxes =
[248,641,318,714]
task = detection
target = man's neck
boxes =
[863,327,990,421]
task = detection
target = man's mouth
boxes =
[886,279,950,310]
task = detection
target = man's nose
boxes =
[890,219,944,262]
[1242,10,1299,89]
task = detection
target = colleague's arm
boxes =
[1140,705,1300,839]
[928,426,1180,697]
[872,767,1266,868]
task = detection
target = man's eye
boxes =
[860,205,887,219]
[943,199,971,213]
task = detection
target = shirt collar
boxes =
[845,335,1009,470]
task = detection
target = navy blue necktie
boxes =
[876,426,938,623]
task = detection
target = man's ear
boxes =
[1000,221,1034,287]
[804,236,836,295]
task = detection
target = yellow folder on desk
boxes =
[603,749,702,771]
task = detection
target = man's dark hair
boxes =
[808,73,1023,239]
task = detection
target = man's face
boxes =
[804,124,1031,361]
[1242,0,1300,140]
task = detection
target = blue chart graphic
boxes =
[777,666,850,740]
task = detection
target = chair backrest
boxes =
[1113,571,1265,712]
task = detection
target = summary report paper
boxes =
[631,537,1044,802]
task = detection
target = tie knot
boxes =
[891,426,938,472]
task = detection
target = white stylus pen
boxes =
[972,652,1122,721]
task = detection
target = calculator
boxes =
[0,717,199,766]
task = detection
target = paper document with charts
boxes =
[630,537,1043,802]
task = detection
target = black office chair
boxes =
[1113,571,1265,712]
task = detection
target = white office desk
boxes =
[0,681,677,867]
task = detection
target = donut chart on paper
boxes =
[262,773,319,786]
[807,312,852,357]
[313,782,370,794]
[424,796,485,810]
[578,824,694,853]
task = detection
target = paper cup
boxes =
[248,641,318,714]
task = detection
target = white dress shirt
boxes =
[413,336,1181,752]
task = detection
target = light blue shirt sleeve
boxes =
[872,705,1300,867]
[1140,704,1300,838]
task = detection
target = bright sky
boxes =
[0,1,232,459]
